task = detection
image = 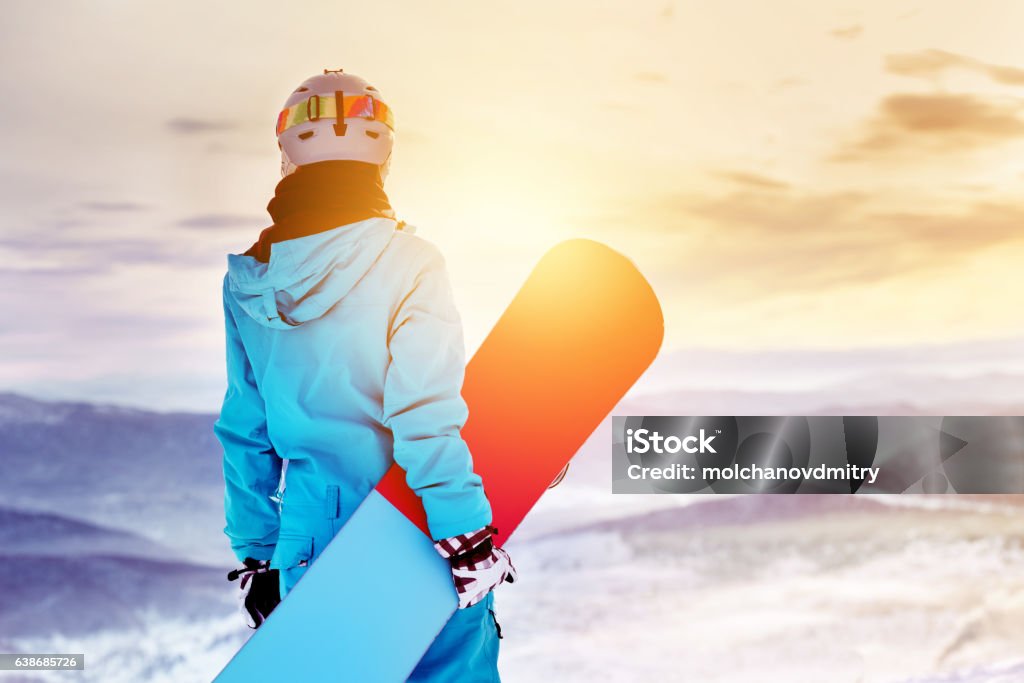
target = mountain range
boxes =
[1,387,1023,681]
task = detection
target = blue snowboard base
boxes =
[214,491,457,682]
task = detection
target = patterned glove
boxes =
[434,525,517,609]
[227,558,281,628]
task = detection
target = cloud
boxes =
[176,214,263,229]
[0,234,220,270]
[830,24,863,40]
[771,77,805,92]
[684,189,864,240]
[634,72,668,84]
[713,170,791,191]
[79,201,150,213]
[604,185,1024,296]
[832,93,1024,161]
[886,49,1024,86]
[867,202,1024,250]
[0,264,109,278]
[166,118,238,135]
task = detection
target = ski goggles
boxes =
[276,93,394,136]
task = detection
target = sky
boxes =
[0,0,1022,410]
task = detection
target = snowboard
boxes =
[214,239,663,682]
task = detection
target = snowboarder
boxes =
[214,68,516,681]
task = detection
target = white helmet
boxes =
[276,69,394,177]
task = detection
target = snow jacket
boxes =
[214,217,492,563]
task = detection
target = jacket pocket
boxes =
[272,534,314,596]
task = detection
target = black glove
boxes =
[227,558,281,628]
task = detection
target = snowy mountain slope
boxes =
[634,341,1024,404]
[0,554,228,641]
[0,393,229,563]
[500,493,1024,683]
[0,506,169,557]
[0,506,225,643]
[3,391,1024,682]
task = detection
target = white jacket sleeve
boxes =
[382,248,493,540]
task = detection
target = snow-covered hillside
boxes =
[3,392,1024,682]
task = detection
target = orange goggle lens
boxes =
[276,94,394,136]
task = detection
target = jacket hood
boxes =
[226,217,397,329]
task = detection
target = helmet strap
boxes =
[333,91,348,136]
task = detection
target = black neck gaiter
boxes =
[245,160,392,263]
